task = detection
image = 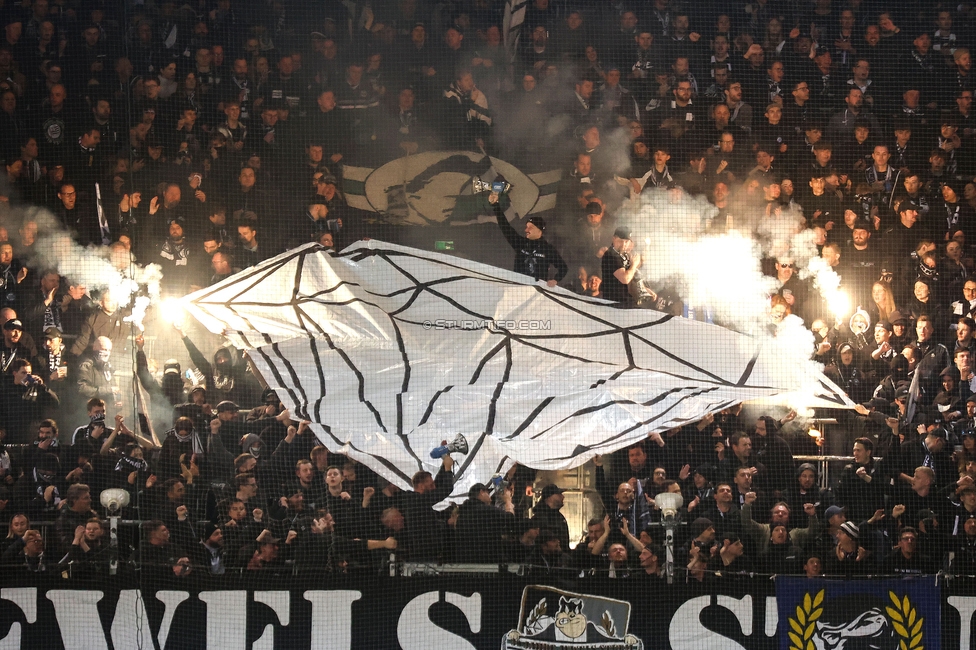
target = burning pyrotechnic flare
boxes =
[158,297,187,328]
[26,211,163,330]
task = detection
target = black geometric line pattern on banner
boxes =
[187,243,849,493]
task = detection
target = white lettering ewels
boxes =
[305,589,361,650]
[397,591,481,650]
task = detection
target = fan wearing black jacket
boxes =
[454,482,515,563]
[489,191,568,286]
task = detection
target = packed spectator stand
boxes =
[2,0,976,585]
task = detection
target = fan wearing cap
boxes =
[567,199,613,268]
[684,516,715,556]
[953,476,976,522]
[837,217,879,309]
[600,226,643,306]
[531,484,570,552]
[454,482,515,563]
[823,520,872,577]
[948,510,976,574]
[879,199,921,265]
[33,327,66,389]
[1,318,32,383]
[190,521,226,575]
[210,400,250,451]
[314,175,362,247]
[488,190,568,287]
[876,380,913,437]
[245,387,283,424]
[869,319,897,372]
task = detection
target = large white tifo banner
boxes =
[340,151,562,226]
[183,242,849,501]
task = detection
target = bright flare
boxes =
[827,289,851,322]
[159,297,186,326]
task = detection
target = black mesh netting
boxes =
[0,0,976,648]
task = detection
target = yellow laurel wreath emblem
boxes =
[886,591,924,650]
[787,589,824,650]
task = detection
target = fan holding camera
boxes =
[487,182,567,288]
[1,358,60,443]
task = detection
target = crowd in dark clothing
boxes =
[5,0,976,580]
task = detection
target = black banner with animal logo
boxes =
[0,574,973,649]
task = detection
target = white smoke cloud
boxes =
[617,188,837,410]
[621,188,776,336]
[20,207,162,330]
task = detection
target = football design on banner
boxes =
[341,151,561,226]
[182,242,850,502]
[504,586,643,649]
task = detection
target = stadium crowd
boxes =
[3,0,976,581]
